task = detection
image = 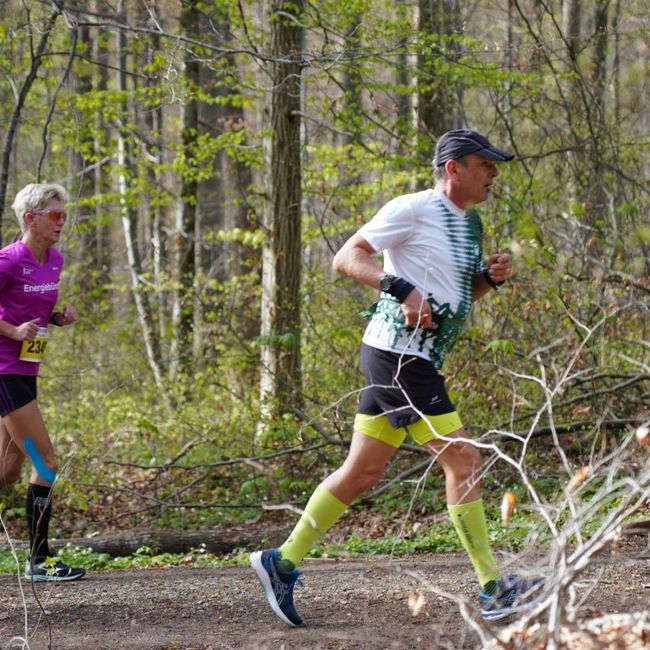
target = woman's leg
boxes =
[2,400,57,486]
[2,400,57,563]
[0,418,25,488]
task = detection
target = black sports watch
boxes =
[380,274,415,302]
[380,274,398,293]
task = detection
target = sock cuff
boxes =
[310,485,348,532]
[28,483,53,498]
[313,484,346,508]
[448,498,484,515]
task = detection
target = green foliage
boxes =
[0,544,250,575]
[0,0,646,559]
[333,510,539,556]
[484,338,516,355]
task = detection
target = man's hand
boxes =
[401,288,434,328]
[485,253,513,284]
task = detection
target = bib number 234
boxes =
[20,327,49,362]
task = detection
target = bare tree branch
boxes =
[0,7,60,228]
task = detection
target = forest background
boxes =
[0,0,648,565]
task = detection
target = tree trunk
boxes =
[170,0,200,380]
[259,0,305,421]
[589,0,609,224]
[416,0,462,191]
[611,0,621,133]
[65,23,96,293]
[140,14,168,363]
[217,61,255,281]
[562,0,582,59]
[91,0,112,287]
[115,0,165,395]
[337,16,364,149]
[417,0,462,135]
[205,12,258,344]
[558,0,583,210]
[395,4,416,159]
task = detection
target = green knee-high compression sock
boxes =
[278,485,348,570]
[448,499,499,589]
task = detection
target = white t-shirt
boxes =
[358,188,486,369]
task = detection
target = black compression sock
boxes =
[26,483,53,563]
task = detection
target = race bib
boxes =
[19,327,49,362]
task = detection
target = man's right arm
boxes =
[332,233,384,290]
[332,234,434,328]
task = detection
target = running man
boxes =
[251,129,542,624]
[0,183,85,581]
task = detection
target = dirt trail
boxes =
[0,538,648,649]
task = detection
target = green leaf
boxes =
[485,339,516,354]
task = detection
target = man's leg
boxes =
[412,419,544,619]
[278,430,399,568]
[423,427,499,589]
[251,427,400,626]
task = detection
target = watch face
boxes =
[380,275,394,291]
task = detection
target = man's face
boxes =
[451,153,499,206]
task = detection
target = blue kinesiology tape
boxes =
[23,438,56,484]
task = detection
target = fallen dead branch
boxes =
[2,524,292,557]
[484,612,650,649]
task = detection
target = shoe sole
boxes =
[481,589,545,621]
[250,551,300,627]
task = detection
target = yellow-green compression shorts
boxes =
[355,344,464,447]
[354,411,463,448]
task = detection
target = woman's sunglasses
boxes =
[31,209,67,223]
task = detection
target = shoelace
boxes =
[285,572,303,590]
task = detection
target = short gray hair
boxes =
[433,155,470,181]
[11,183,68,232]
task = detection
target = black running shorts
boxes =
[0,375,38,417]
[357,343,455,429]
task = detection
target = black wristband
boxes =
[386,277,416,302]
[49,312,63,326]
[483,269,505,290]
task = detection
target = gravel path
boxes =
[1,538,648,649]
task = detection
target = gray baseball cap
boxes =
[433,129,514,167]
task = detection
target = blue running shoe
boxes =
[24,559,86,582]
[480,574,545,621]
[250,549,303,626]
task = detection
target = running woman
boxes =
[0,183,85,581]
[251,130,543,624]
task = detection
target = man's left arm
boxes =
[472,253,513,301]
